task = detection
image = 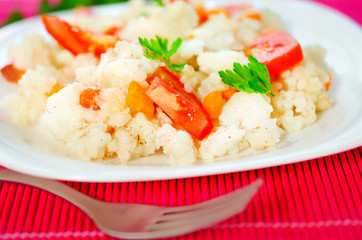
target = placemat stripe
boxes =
[1,148,361,239]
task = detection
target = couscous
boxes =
[0,0,332,165]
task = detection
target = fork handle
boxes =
[0,169,97,209]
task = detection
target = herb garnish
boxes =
[154,0,164,7]
[138,35,186,73]
[218,55,274,97]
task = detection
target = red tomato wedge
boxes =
[248,30,304,76]
[1,64,25,83]
[41,15,118,57]
[146,67,213,141]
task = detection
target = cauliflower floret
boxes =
[121,1,198,41]
[197,73,228,100]
[54,51,98,78]
[191,14,237,51]
[125,113,159,158]
[197,50,248,74]
[155,124,197,165]
[271,46,332,131]
[196,50,248,98]
[41,82,131,160]
[71,14,124,34]
[108,129,137,163]
[199,125,248,160]
[76,41,163,90]
[180,65,207,93]
[9,33,55,69]
[220,92,282,150]
[236,19,262,47]
[1,66,67,126]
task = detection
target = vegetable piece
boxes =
[138,36,186,73]
[245,12,262,21]
[46,83,64,97]
[104,26,122,36]
[222,87,239,101]
[0,64,25,83]
[126,81,155,118]
[219,55,274,96]
[248,29,303,75]
[202,91,224,120]
[79,88,101,110]
[197,7,231,23]
[146,67,213,140]
[325,72,332,91]
[41,15,118,57]
[154,0,164,6]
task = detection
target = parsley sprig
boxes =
[154,0,164,6]
[218,56,275,97]
[138,35,186,73]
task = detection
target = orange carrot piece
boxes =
[197,7,231,24]
[207,8,231,18]
[222,87,238,101]
[79,88,101,110]
[126,81,155,118]
[46,83,64,97]
[246,12,262,21]
[202,91,224,120]
[1,64,25,83]
[325,72,332,91]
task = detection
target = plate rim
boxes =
[0,0,361,182]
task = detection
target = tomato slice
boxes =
[1,64,25,83]
[41,15,118,57]
[146,67,213,140]
[248,30,304,76]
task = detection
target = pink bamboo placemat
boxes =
[0,147,361,239]
[0,0,361,239]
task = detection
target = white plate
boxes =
[0,0,361,182]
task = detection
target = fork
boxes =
[0,169,262,239]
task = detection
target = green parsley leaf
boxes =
[154,0,164,6]
[218,55,275,97]
[139,36,186,73]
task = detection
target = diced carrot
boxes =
[1,64,25,83]
[246,12,262,21]
[202,91,224,120]
[195,6,208,24]
[126,81,155,118]
[207,8,231,18]
[107,126,115,136]
[46,83,64,97]
[325,72,332,91]
[197,7,231,24]
[79,88,101,110]
[222,87,238,101]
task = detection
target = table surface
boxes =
[0,0,361,239]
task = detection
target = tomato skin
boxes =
[1,64,25,83]
[41,15,89,55]
[41,15,118,57]
[146,68,213,140]
[248,30,304,76]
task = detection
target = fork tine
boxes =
[147,179,261,231]
[161,179,262,215]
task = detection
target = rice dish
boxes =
[0,0,332,165]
